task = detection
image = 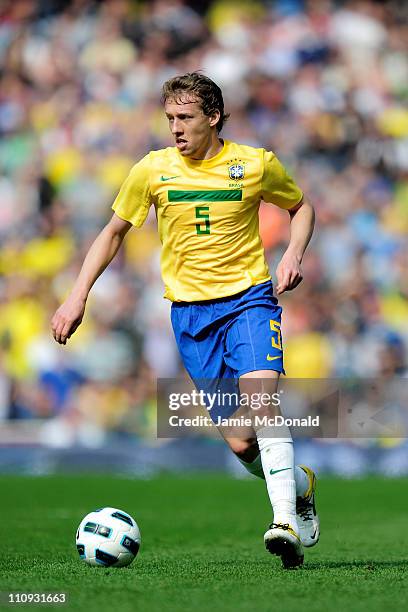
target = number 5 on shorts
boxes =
[269,319,282,351]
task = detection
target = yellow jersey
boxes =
[112,140,302,302]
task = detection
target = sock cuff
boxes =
[257,436,293,453]
[256,426,293,447]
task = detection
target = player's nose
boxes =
[171,118,182,134]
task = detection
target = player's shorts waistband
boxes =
[171,280,275,308]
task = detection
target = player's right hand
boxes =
[51,295,86,345]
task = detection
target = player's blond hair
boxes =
[161,72,230,133]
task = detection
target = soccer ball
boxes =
[76,507,141,568]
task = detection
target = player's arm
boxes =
[261,150,315,295]
[51,213,132,344]
[275,198,315,295]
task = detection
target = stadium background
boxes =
[0,0,407,476]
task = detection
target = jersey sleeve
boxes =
[261,150,303,210]
[112,153,153,227]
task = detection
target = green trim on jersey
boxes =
[168,189,242,202]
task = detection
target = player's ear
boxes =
[208,110,220,129]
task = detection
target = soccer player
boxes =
[51,72,318,568]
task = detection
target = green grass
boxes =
[1,475,408,611]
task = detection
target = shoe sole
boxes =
[265,537,304,569]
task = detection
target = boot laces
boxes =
[297,497,313,521]
[268,522,291,530]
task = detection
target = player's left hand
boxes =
[275,251,303,295]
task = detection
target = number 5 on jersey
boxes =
[195,206,211,235]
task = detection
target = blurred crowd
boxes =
[0,0,407,446]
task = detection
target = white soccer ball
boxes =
[76,507,141,567]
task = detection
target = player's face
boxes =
[164,96,220,158]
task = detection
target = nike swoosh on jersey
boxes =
[267,354,281,361]
[160,175,180,181]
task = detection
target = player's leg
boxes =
[214,368,303,567]
[239,370,303,568]
[222,289,319,563]
[171,288,318,563]
[224,438,319,546]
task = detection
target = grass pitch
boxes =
[1,474,408,611]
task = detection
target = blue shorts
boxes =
[171,281,284,420]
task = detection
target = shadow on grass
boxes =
[163,558,408,575]
[139,558,408,578]
[305,560,408,571]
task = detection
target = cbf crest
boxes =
[228,162,245,181]
[227,157,246,182]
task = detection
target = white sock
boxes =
[238,455,309,499]
[257,429,297,528]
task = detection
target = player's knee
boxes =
[228,438,259,462]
